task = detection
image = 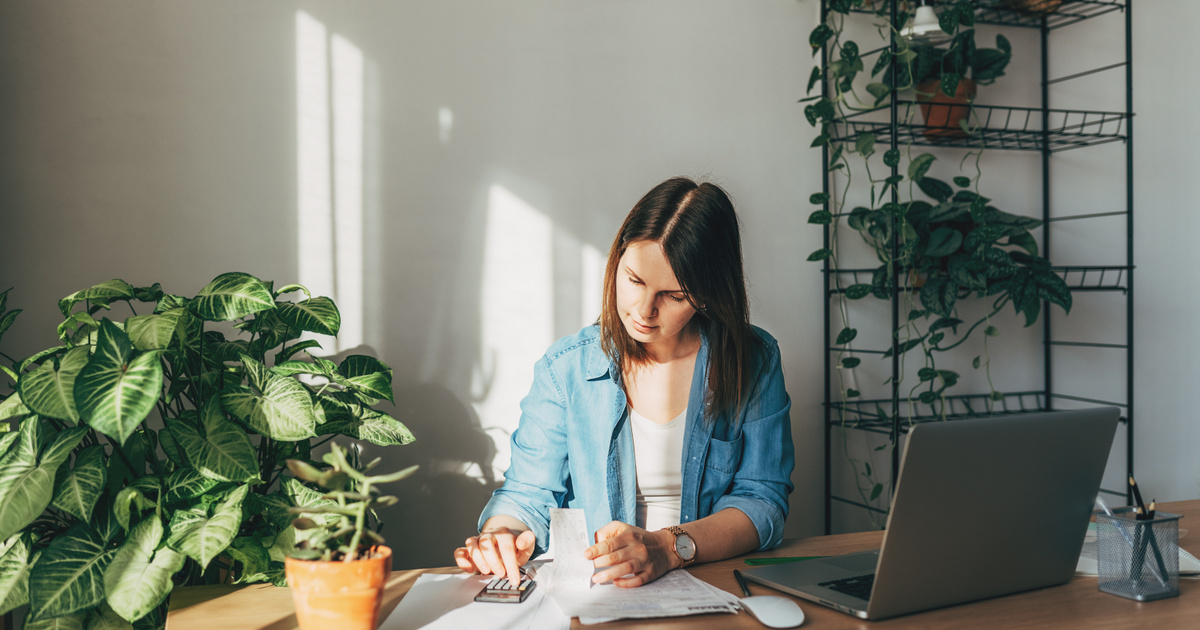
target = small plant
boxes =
[287,442,416,562]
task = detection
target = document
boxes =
[377,571,569,630]
[544,508,740,624]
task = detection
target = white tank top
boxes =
[630,406,686,531]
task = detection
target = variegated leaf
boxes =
[190,273,274,322]
[18,346,89,423]
[123,309,184,351]
[104,517,185,622]
[221,374,316,442]
[274,297,340,336]
[74,320,163,445]
[166,485,249,569]
[52,445,108,522]
[165,400,259,483]
[58,279,135,318]
[28,523,117,621]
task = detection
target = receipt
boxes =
[548,508,595,589]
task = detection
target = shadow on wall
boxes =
[369,380,501,570]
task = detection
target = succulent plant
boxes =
[287,442,417,562]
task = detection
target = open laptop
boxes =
[744,407,1120,620]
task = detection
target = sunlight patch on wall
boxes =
[295,11,368,355]
[473,185,554,480]
[580,243,604,328]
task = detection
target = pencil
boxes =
[1129,475,1148,514]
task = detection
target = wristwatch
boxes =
[666,525,697,568]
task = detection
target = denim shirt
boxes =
[478,324,795,556]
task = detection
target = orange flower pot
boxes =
[916,78,977,140]
[286,546,392,630]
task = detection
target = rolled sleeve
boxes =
[477,356,570,555]
[714,338,794,550]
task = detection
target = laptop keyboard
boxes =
[819,574,875,600]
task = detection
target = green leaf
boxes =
[272,284,311,299]
[991,391,1005,402]
[840,357,861,369]
[806,65,822,94]
[924,226,963,258]
[882,337,926,359]
[918,367,937,382]
[52,445,108,522]
[88,603,134,630]
[845,284,872,300]
[809,24,833,52]
[58,280,135,318]
[973,356,982,369]
[985,325,1000,337]
[807,248,833,262]
[0,392,30,423]
[123,309,184,351]
[221,372,317,442]
[865,82,890,104]
[28,523,117,621]
[336,409,415,447]
[883,149,901,167]
[807,210,833,225]
[74,320,163,445]
[25,612,87,630]
[845,389,860,399]
[226,537,274,584]
[835,328,857,345]
[810,133,830,147]
[166,485,250,570]
[869,483,883,501]
[953,176,972,188]
[855,133,876,157]
[166,399,260,483]
[1036,270,1073,314]
[907,153,936,182]
[275,297,341,337]
[0,534,32,615]
[191,273,274,322]
[19,346,89,423]
[0,421,87,542]
[809,192,830,205]
[113,487,153,534]
[105,516,185,622]
[164,468,221,505]
[917,177,954,203]
[275,340,323,364]
[18,346,68,374]
[919,274,958,317]
[338,356,394,404]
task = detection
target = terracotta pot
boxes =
[1001,0,1064,15]
[916,78,977,140]
[286,546,392,630]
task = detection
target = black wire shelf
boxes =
[831,102,1129,152]
[850,0,1124,30]
[824,265,1130,294]
[828,391,1048,433]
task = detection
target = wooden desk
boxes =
[167,500,1200,629]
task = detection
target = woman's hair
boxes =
[599,176,756,422]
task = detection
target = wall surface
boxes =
[0,0,823,570]
[0,0,1196,573]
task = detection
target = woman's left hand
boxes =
[584,521,678,588]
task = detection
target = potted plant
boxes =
[285,442,417,630]
[0,273,413,629]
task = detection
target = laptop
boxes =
[744,407,1120,620]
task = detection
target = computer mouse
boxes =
[739,595,806,628]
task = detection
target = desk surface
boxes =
[166,499,1200,630]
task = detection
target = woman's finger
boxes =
[466,537,493,575]
[592,559,638,584]
[454,547,478,573]
[492,532,524,586]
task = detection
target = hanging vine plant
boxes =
[803,0,1073,523]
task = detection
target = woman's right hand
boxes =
[454,527,537,586]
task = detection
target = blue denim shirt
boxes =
[478,324,795,556]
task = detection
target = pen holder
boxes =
[1096,508,1181,601]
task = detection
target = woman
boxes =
[453,177,794,588]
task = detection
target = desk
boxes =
[167,499,1200,630]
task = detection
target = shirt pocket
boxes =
[704,433,744,475]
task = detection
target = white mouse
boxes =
[739,595,806,628]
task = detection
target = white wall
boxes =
[1,0,1196,570]
[0,0,824,569]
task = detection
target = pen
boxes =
[1129,475,1148,516]
[1096,495,1165,586]
[733,569,752,598]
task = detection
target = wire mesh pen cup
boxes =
[1096,509,1181,601]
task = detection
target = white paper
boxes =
[548,507,595,590]
[551,569,740,624]
[378,572,570,630]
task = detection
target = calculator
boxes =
[474,575,537,603]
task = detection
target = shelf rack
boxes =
[819,0,1134,532]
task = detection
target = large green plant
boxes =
[0,273,414,629]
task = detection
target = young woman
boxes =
[453,177,794,588]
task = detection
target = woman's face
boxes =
[615,240,697,348]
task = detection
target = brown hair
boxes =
[599,177,756,422]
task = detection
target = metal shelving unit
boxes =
[821,0,1134,533]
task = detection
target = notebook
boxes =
[744,407,1120,620]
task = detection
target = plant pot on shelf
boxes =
[1002,0,1064,15]
[916,78,977,140]
[286,546,393,630]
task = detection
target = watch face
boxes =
[675,533,696,560]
